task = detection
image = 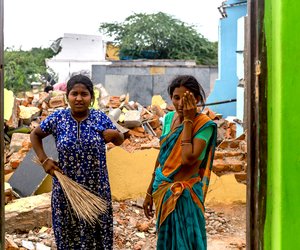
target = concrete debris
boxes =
[5,182,13,205]
[9,133,31,153]
[4,199,240,250]
[3,88,247,204]
[3,87,247,248]
[206,173,246,205]
[124,110,142,128]
[5,193,52,233]
[213,132,247,184]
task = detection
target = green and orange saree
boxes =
[152,113,217,250]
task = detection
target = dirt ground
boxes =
[207,203,246,250]
[5,200,246,249]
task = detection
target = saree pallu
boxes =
[152,114,217,250]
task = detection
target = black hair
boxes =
[66,74,95,104]
[168,75,206,107]
[44,85,54,93]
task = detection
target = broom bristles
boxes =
[32,156,108,226]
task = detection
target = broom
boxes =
[33,156,108,226]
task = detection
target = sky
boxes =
[4,0,224,50]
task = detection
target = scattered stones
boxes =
[5,199,243,249]
[205,208,233,235]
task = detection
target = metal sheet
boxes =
[8,135,58,197]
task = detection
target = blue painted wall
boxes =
[207,0,247,118]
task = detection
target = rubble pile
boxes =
[4,89,241,172]
[205,208,233,235]
[213,133,247,184]
[5,199,236,250]
[3,91,165,165]
[3,88,247,206]
[3,88,247,249]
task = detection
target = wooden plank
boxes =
[246,0,267,249]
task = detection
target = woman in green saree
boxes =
[143,75,217,250]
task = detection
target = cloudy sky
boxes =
[4,0,223,50]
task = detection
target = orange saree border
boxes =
[161,114,211,177]
[152,176,204,228]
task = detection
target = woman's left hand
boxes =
[143,194,154,219]
[103,129,116,142]
[183,91,197,120]
[102,129,124,145]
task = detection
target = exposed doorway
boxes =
[0,0,268,249]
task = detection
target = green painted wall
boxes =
[265,1,300,249]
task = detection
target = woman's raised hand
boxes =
[183,91,197,120]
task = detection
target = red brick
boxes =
[48,95,66,108]
[155,128,162,138]
[4,165,13,175]
[229,162,244,172]
[225,128,231,139]
[235,173,247,184]
[9,152,26,169]
[214,151,224,160]
[228,140,241,148]
[149,115,160,129]
[213,159,230,172]
[151,105,165,118]
[128,129,146,138]
[239,141,247,152]
[218,140,230,149]
[122,139,131,147]
[236,133,246,141]
[132,127,145,133]
[5,237,19,249]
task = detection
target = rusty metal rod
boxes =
[198,98,237,107]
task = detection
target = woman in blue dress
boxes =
[30,74,124,249]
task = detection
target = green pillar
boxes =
[265,0,300,249]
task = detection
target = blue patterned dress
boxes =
[40,108,115,250]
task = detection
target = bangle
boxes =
[146,192,152,197]
[181,142,192,146]
[41,157,50,166]
[183,119,193,125]
[181,139,191,143]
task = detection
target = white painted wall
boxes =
[236,17,245,137]
[46,33,111,83]
[236,17,245,79]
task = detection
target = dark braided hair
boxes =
[168,75,206,107]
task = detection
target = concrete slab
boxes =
[107,147,159,200]
[206,172,246,205]
[107,147,246,204]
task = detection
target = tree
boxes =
[4,47,56,93]
[99,12,217,65]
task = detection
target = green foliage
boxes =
[99,12,218,65]
[4,47,56,93]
